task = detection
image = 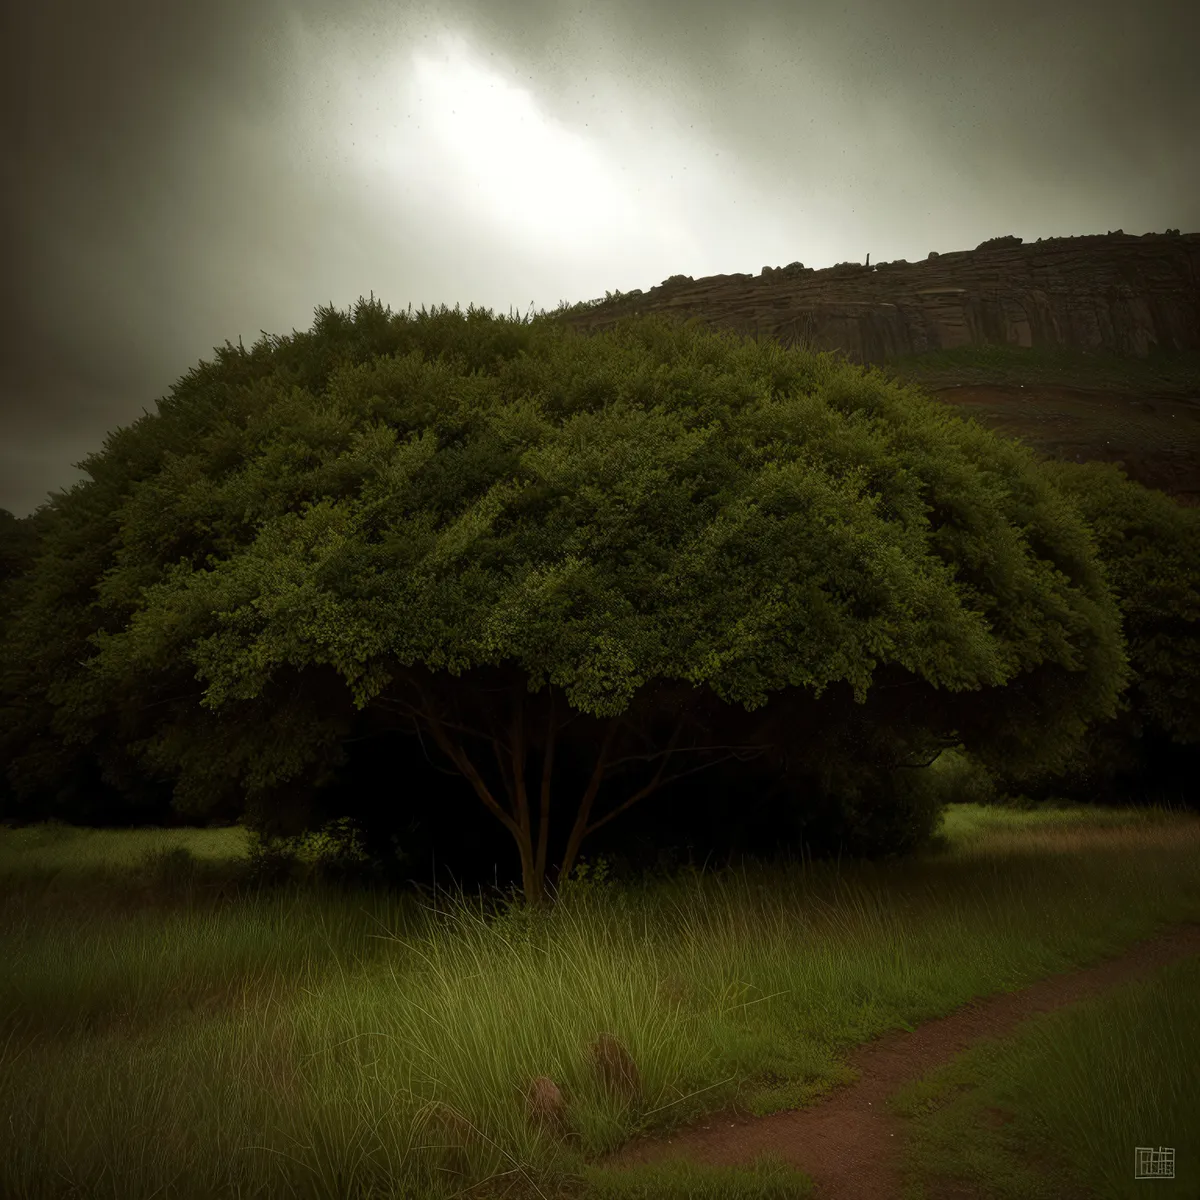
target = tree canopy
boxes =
[0,295,1161,907]
[983,456,1199,802]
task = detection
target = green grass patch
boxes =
[867,342,1200,395]
[889,952,1200,1199]
[0,801,1197,1199]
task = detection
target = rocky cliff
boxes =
[554,230,1200,368]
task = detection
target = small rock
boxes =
[421,1100,480,1180]
[656,974,691,1009]
[587,1031,642,1106]
[524,1073,570,1135]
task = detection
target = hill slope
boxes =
[545,230,1200,508]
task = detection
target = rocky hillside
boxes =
[554,230,1199,365]
[544,230,1200,508]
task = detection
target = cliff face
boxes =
[555,231,1200,367]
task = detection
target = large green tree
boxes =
[1,296,1136,908]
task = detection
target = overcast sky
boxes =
[3,0,1197,519]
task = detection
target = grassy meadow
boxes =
[1,798,1198,1200]
[863,339,1200,394]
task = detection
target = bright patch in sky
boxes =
[284,26,801,279]
[399,36,655,254]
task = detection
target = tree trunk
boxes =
[391,668,768,916]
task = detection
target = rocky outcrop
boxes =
[586,1031,642,1107]
[555,230,1200,368]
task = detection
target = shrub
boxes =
[241,815,386,893]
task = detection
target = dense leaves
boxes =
[2,293,1193,907]
[984,458,1200,803]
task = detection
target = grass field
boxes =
[864,341,1200,395]
[1,799,1198,1199]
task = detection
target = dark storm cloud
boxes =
[3,0,1197,518]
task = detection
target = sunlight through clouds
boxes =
[278,24,808,279]
[6,0,1194,517]
[399,34,660,254]
[332,30,710,267]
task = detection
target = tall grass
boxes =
[1,800,1197,1199]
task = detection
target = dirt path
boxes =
[592,919,1200,1198]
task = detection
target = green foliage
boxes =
[131,844,202,894]
[0,507,46,597]
[845,744,1014,856]
[241,814,388,892]
[735,744,964,865]
[0,482,188,825]
[5,290,1184,901]
[837,771,947,860]
[553,852,618,904]
[98,308,1123,721]
[1036,458,1200,744]
[900,745,1004,809]
[981,458,1200,803]
[479,853,622,948]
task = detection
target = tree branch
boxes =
[510,678,532,858]
[535,686,557,885]
[583,745,772,837]
[485,700,517,810]
[556,714,624,885]
[371,691,499,747]
[602,741,777,772]
[408,714,463,776]
[888,735,963,770]
[138,690,208,711]
[407,674,525,843]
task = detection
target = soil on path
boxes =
[592,920,1200,1199]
